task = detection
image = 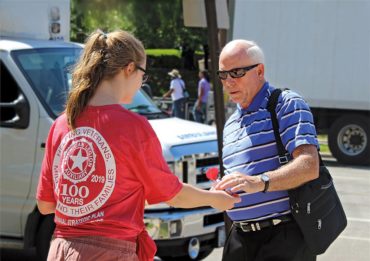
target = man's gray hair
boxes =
[221,39,265,64]
[244,40,265,64]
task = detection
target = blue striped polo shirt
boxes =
[223,82,319,221]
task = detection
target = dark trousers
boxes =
[222,220,316,261]
[172,98,186,119]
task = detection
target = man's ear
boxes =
[257,64,265,79]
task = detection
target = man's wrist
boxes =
[260,173,270,193]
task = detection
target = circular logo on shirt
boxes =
[53,127,116,218]
[62,138,96,184]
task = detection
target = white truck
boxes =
[230,0,370,165]
[0,0,225,260]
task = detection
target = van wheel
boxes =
[36,214,55,261]
[328,115,370,165]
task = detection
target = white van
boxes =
[0,37,224,261]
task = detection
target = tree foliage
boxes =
[70,0,207,50]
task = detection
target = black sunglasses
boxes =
[217,64,260,80]
[136,65,149,83]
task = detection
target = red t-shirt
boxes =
[36,104,182,241]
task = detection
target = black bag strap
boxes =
[267,88,325,166]
[267,89,290,165]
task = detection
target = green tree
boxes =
[70,0,205,96]
[71,0,134,42]
[70,0,207,49]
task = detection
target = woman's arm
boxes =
[166,183,240,211]
[37,200,56,215]
[197,86,204,109]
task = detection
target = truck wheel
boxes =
[328,115,370,165]
[36,214,55,261]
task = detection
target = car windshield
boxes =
[12,47,162,118]
[123,91,162,115]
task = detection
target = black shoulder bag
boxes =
[267,89,347,255]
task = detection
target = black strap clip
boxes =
[278,154,290,165]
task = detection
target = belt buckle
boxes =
[238,221,249,232]
[239,221,261,232]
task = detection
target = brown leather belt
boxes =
[233,214,293,232]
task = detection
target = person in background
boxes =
[36,30,240,261]
[192,70,211,123]
[163,69,187,119]
[214,39,319,261]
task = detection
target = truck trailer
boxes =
[230,0,370,165]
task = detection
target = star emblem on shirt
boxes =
[70,149,87,171]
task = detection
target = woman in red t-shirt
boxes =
[36,30,240,261]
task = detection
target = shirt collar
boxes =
[237,81,270,115]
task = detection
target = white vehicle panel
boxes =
[0,0,70,41]
[0,53,40,236]
[232,0,370,110]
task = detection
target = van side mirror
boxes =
[0,93,30,129]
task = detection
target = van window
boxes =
[11,48,163,119]
[0,61,29,127]
[11,48,81,118]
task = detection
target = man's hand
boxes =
[214,145,319,194]
[214,172,264,194]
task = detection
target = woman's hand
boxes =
[209,190,241,211]
[214,172,264,194]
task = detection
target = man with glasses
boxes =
[214,40,319,261]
